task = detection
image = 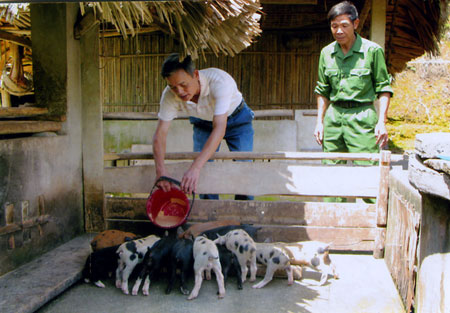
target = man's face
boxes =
[330,14,359,47]
[166,69,200,102]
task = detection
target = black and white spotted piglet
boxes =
[82,244,120,288]
[188,235,225,300]
[214,229,257,283]
[281,241,338,285]
[252,242,293,289]
[115,234,160,295]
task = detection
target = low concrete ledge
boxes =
[0,234,92,313]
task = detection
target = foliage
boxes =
[387,26,450,153]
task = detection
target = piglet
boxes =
[82,244,120,288]
[188,235,225,300]
[214,229,257,283]
[115,234,160,295]
[132,236,177,296]
[252,242,293,288]
[280,241,338,285]
[166,237,194,295]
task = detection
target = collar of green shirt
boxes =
[331,33,363,59]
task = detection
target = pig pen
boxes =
[2,151,406,313]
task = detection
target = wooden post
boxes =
[370,0,386,48]
[81,22,105,232]
[374,150,391,258]
[376,150,391,226]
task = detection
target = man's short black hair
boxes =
[327,1,359,23]
[161,53,196,78]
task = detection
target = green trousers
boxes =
[323,103,379,203]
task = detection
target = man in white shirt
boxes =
[153,53,254,200]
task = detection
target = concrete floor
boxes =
[38,254,405,313]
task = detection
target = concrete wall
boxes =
[0,4,83,275]
[103,110,321,154]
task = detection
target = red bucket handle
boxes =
[150,175,195,211]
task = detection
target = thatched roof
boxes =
[0,1,448,74]
[81,1,262,60]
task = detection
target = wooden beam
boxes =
[106,197,377,228]
[0,107,48,118]
[0,215,51,236]
[376,150,391,226]
[105,218,376,252]
[357,0,371,33]
[104,161,381,197]
[0,121,61,135]
[102,109,294,120]
[370,0,386,48]
[0,30,31,48]
[100,26,161,38]
[104,151,404,162]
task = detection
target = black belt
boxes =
[333,101,372,108]
[229,100,245,118]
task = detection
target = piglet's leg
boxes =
[142,276,151,296]
[249,253,257,282]
[285,265,294,285]
[236,254,248,283]
[213,262,225,299]
[187,270,203,300]
[94,280,106,288]
[115,263,123,288]
[131,277,143,296]
[252,262,276,289]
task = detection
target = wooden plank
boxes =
[105,218,376,252]
[385,189,420,310]
[104,151,404,162]
[0,107,48,119]
[0,30,31,48]
[105,198,377,228]
[376,150,391,226]
[104,161,380,197]
[102,109,294,120]
[256,225,377,251]
[0,121,61,135]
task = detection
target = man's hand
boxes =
[375,121,388,149]
[181,166,201,195]
[314,122,324,146]
[156,175,173,192]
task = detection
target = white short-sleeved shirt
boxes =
[158,68,243,122]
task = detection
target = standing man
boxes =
[314,1,393,202]
[153,53,254,200]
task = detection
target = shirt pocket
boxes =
[324,68,339,86]
[348,68,372,92]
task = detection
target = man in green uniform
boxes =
[314,1,393,202]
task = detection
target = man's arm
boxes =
[375,92,390,148]
[314,94,330,146]
[153,119,171,191]
[181,113,227,195]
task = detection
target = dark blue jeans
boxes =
[189,100,254,200]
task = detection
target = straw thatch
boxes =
[384,0,449,73]
[81,1,262,60]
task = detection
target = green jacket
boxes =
[314,33,393,103]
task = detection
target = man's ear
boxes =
[193,69,199,79]
[353,18,360,31]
